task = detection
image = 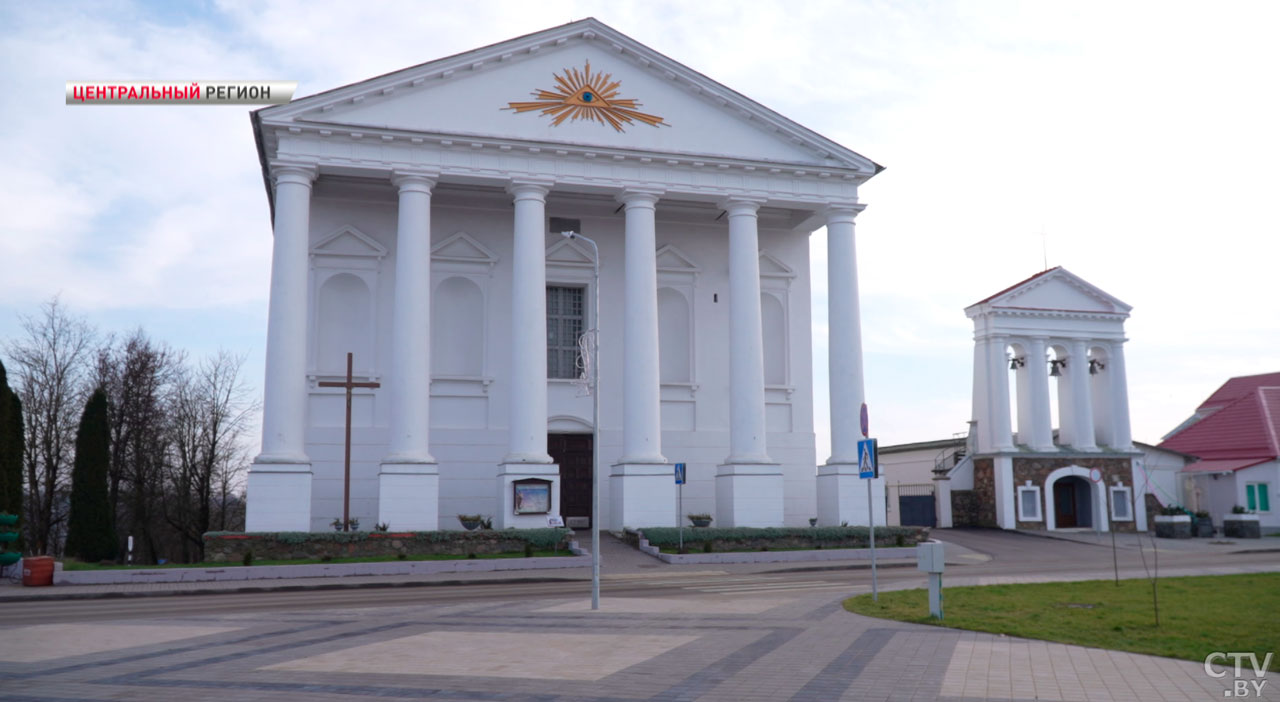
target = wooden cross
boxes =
[318,353,380,531]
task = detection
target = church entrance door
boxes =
[1054,476,1092,529]
[549,433,593,528]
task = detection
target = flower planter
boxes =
[1153,514,1191,539]
[1194,516,1215,538]
[1223,514,1261,539]
[688,518,712,528]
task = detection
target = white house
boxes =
[1159,372,1280,533]
[242,19,884,533]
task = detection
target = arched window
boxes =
[658,287,691,383]
[432,276,484,377]
[761,292,786,386]
[317,273,372,373]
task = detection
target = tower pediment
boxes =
[966,267,1131,319]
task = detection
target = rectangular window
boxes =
[546,285,584,379]
[1247,483,1271,512]
[1110,486,1133,521]
[1018,485,1042,521]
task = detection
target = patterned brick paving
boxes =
[1,590,1275,701]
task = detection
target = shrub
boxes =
[242,550,254,567]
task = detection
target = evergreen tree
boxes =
[65,388,116,562]
[0,360,23,531]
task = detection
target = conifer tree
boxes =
[65,388,116,562]
[0,360,23,529]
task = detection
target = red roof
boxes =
[1159,376,1280,469]
[969,267,1061,307]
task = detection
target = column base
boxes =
[715,463,783,527]
[495,462,560,530]
[816,463,885,527]
[610,463,674,530]
[378,462,439,531]
[246,462,312,532]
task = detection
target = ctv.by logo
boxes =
[1204,652,1273,698]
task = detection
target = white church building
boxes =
[243,19,886,533]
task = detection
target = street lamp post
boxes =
[560,230,601,610]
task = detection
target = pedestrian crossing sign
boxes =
[858,438,878,479]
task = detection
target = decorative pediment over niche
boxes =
[759,252,796,279]
[969,267,1131,318]
[656,244,700,274]
[545,237,596,268]
[432,231,499,266]
[311,226,386,271]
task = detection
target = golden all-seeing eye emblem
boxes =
[505,61,667,133]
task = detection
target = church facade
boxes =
[244,19,884,532]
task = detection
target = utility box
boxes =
[916,541,945,573]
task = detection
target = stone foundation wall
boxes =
[203,529,572,562]
[1010,456,1138,532]
[971,458,997,527]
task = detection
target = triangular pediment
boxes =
[259,19,878,173]
[969,267,1131,316]
[312,226,386,258]
[759,252,796,278]
[545,237,595,267]
[432,231,498,264]
[656,244,699,273]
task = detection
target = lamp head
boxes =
[560,230,578,240]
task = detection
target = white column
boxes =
[1068,339,1097,450]
[1109,340,1134,451]
[378,171,439,530]
[971,336,991,452]
[1013,340,1031,446]
[619,190,665,464]
[1027,336,1055,451]
[724,198,770,464]
[504,181,554,465]
[247,161,316,532]
[817,205,883,527]
[716,197,781,528]
[825,206,866,465]
[497,180,558,529]
[988,335,1015,450]
[610,189,671,530]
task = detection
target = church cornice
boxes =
[263,123,862,210]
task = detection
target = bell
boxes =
[1049,361,1062,377]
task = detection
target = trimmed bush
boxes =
[634,525,927,551]
[203,528,572,562]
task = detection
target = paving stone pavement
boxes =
[3,588,1275,701]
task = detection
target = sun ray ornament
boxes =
[505,61,667,132]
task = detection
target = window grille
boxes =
[546,285,585,379]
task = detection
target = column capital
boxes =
[616,188,664,208]
[823,203,866,224]
[719,196,767,216]
[269,160,318,187]
[506,179,554,200]
[390,169,439,193]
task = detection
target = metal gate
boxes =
[891,482,936,528]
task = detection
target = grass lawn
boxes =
[62,549,575,571]
[844,573,1279,671]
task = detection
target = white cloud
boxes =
[2,0,1277,456]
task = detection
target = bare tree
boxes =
[165,350,256,561]
[95,330,180,563]
[4,298,95,555]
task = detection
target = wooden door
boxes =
[1054,481,1078,528]
[549,433,593,527]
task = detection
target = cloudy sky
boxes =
[2,1,1276,457]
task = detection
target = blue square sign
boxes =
[674,462,686,485]
[857,439,878,479]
